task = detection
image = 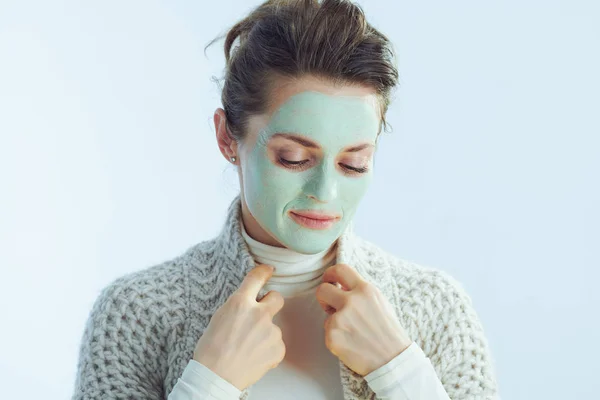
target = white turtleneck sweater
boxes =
[168,222,450,400]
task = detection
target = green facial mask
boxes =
[241,90,379,254]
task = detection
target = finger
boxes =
[238,264,275,299]
[322,264,363,291]
[316,281,346,312]
[259,290,285,317]
[319,303,336,315]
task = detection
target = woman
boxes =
[71,0,499,399]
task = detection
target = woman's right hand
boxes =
[192,264,286,391]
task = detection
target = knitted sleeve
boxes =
[71,278,166,400]
[423,270,500,400]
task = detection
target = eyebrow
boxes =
[271,133,374,152]
[344,143,375,153]
[271,133,319,148]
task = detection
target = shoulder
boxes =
[351,234,482,340]
[91,237,222,322]
[86,241,210,335]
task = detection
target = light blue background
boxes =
[1,1,598,398]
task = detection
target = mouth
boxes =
[288,210,341,230]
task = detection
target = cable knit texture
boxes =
[71,195,499,399]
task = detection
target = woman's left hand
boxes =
[315,263,413,376]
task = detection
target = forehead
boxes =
[260,90,380,147]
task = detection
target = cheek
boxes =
[243,156,305,203]
[338,174,373,207]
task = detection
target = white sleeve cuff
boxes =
[168,359,242,400]
[364,341,424,390]
[364,341,450,400]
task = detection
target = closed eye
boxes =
[278,157,310,170]
[278,158,368,174]
[340,163,368,173]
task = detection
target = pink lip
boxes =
[288,210,341,230]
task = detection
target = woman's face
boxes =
[236,78,380,254]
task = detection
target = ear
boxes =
[214,108,238,164]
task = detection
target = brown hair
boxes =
[205,0,399,142]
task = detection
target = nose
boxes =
[304,163,338,203]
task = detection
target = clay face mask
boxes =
[241,90,379,254]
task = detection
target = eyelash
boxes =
[346,165,368,173]
[278,157,368,174]
[278,157,309,170]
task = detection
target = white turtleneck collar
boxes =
[240,219,337,298]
